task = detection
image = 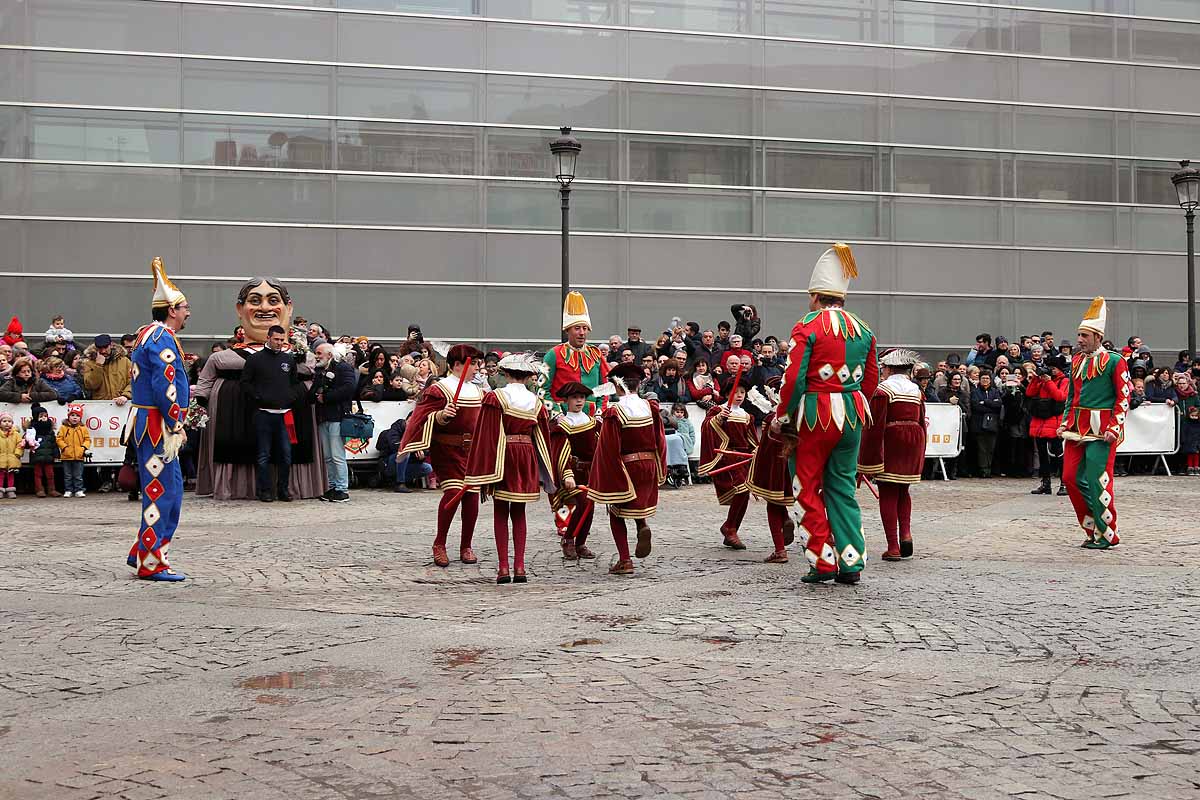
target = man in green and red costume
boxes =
[1058,297,1131,550]
[776,243,879,585]
[541,291,610,415]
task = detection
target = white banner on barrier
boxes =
[925,403,964,458]
[1116,402,1179,455]
[0,401,129,464]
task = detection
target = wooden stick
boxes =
[705,455,753,477]
[725,360,745,411]
[450,357,473,406]
[861,477,880,500]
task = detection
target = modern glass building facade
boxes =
[0,0,1196,351]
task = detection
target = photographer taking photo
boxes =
[1026,356,1069,496]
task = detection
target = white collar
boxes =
[499,382,538,411]
[727,406,750,421]
[438,374,482,400]
[564,410,591,426]
[617,394,651,418]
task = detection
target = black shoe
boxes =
[899,539,913,559]
[1031,479,1051,495]
[393,483,412,493]
[277,492,293,502]
[329,490,350,503]
[1057,484,1068,496]
[834,572,861,585]
[319,489,333,502]
[257,492,274,503]
[127,490,140,502]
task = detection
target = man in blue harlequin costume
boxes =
[125,257,192,581]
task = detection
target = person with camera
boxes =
[1026,356,1069,495]
[969,371,1003,478]
[309,342,357,503]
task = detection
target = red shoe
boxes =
[764,550,788,564]
[432,545,450,568]
[782,517,795,546]
[608,559,635,575]
[575,544,596,559]
[460,547,477,564]
[722,533,746,550]
[881,549,903,562]
[561,539,578,560]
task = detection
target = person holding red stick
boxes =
[548,381,602,561]
[396,344,485,568]
[746,378,796,563]
[698,374,758,550]
[587,363,666,576]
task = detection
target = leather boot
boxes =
[1030,477,1051,495]
[1057,483,1068,496]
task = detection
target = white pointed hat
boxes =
[1078,297,1107,336]
[562,290,591,331]
[150,256,187,309]
[808,242,859,299]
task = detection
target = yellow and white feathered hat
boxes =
[808,242,859,299]
[1078,296,1107,336]
[150,256,187,309]
[562,290,591,331]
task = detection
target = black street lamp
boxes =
[549,126,581,342]
[1172,159,1200,360]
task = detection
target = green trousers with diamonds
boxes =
[790,421,866,574]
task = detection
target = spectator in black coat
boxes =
[309,342,357,502]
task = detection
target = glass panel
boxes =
[337,122,476,174]
[488,23,621,77]
[1014,109,1115,156]
[29,52,181,108]
[1014,204,1117,247]
[337,14,482,70]
[1132,0,1200,20]
[764,0,879,41]
[629,31,762,84]
[340,68,479,122]
[1017,59,1124,108]
[185,62,331,116]
[486,77,617,128]
[627,238,758,288]
[765,41,887,94]
[894,198,1004,243]
[25,109,178,164]
[893,1,1002,50]
[892,49,1014,102]
[628,189,752,234]
[628,85,753,136]
[629,0,755,34]
[27,0,179,50]
[0,106,23,158]
[890,297,1004,352]
[487,183,619,230]
[630,138,752,186]
[764,92,881,142]
[20,220,181,276]
[1133,63,1200,117]
[895,151,1006,197]
[1017,251,1123,298]
[181,225,335,279]
[183,5,333,60]
[1011,10,1120,60]
[337,176,479,226]
[486,130,615,180]
[764,194,880,238]
[766,145,877,192]
[487,234,623,285]
[1132,161,1180,206]
[15,163,182,218]
[485,0,617,24]
[337,229,483,282]
[182,171,332,222]
[1015,156,1116,202]
[0,1,25,45]
[1132,207,1185,250]
[893,100,1011,150]
[185,116,331,170]
[898,246,1011,295]
[340,0,475,11]
[1131,116,1200,160]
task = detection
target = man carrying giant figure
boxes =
[126,258,192,581]
[776,243,879,585]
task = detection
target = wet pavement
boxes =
[0,475,1198,799]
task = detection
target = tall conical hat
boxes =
[562,290,591,330]
[808,242,858,299]
[150,257,187,309]
[1078,296,1107,336]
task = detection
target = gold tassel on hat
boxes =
[1083,296,1104,320]
[833,242,858,279]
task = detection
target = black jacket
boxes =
[308,358,357,423]
[241,347,304,411]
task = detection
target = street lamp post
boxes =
[1171,159,1200,360]
[549,126,581,343]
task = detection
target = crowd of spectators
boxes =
[2,305,1198,499]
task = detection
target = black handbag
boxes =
[340,400,375,440]
[979,412,1000,433]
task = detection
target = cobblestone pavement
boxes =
[1,476,1198,800]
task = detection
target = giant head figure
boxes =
[235,277,293,345]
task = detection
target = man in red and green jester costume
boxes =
[541,291,610,416]
[1058,297,1131,550]
[775,243,879,585]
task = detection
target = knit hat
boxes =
[93,334,112,348]
[67,403,84,419]
[1078,297,1107,336]
[807,242,858,299]
[0,412,12,424]
[150,256,187,309]
[30,403,46,418]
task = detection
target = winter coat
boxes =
[307,357,357,424]
[55,421,91,461]
[937,383,972,422]
[1179,392,1200,454]
[27,418,58,464]
[672,416,696,455]
[999,384,1028,438]
[649,376,690,405]
[0,427,22,469]
[687,376,722,406]
[1025,373,1068,438]
[1145,381,1178,405]
[80,344,132,401]
[968,385,1002,434]
[0,375,58,404]
[42,373,84,404]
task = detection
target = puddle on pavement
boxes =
[237,667,382,691]
[435,648,488,669]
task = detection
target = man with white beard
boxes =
[309,342,358,503]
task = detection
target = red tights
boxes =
[566,501,594,546]
[1189,453,1199,469]
[609,515,631,561]
[436,489,479,550]
[767,503,788,551]
[877,481,912,552]
[722,492,749,535]
[0,469,14,490]
[493,499,527,573]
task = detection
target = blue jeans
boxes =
[319,420,348,492]
[254,411,292,497]
[63,460,85,493]
[384,452,432,486]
